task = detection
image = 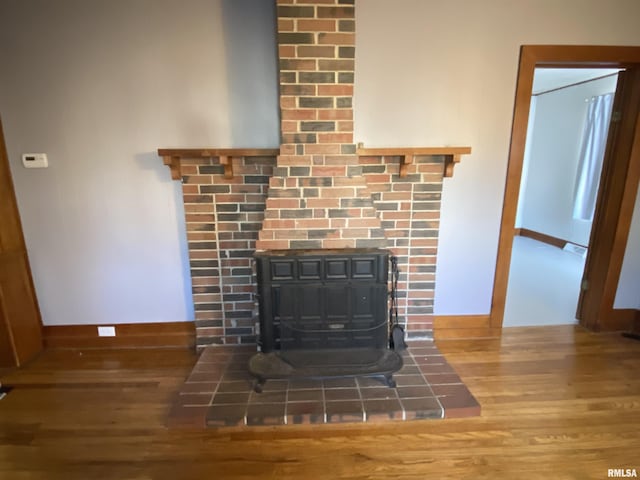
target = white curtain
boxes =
[572,92,615,221]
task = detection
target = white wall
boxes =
[615,187,640,309]
[354,0,640,315]
[518,75,617,246]
[2,0,639,326]
[0,0,279,325]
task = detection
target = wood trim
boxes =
[157,148,280,157]
[433,315,500,340]
[158,148,279,181]
[578,68,640,331]
[603,309,639,332]
[43,322,196,349]
[533,72,619,97]
[356,146,472,178]
[0,116,44,367]
[491,45,640,332]
[633,310,640,333]
[517,228,569,249]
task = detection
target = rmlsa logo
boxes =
[608,469,638,478]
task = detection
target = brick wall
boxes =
[170,0,449,347]
[178,155,276,347]
[359,155,445,337]
[255,0,386,251]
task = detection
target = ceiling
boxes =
[532,68,622,95]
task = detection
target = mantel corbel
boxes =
[157,148,280,181]
[356,145,472,178]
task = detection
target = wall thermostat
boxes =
[22,153,48,168]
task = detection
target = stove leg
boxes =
[384,374,396,388]
[252,378,265,393]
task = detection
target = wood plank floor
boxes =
[0,325,638,479]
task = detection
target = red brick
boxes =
[280,96,296,109]
[294,218,331,229]
[417,164,444,174]
[279,45,295,57]
[303,144,341,154]
[412,211,441,220]
[215,194,245,203]
[357,156,384,165]
[266,198,300,209]
[317,133,352,144]
[274,229,307,239]
[318,59,354,71]
[317,32,354,46]
[337,121,354,132]
[180,165,198,175]
[278,18,295,31]
[184,204,214,213]
[262,219,296,229]
[318,84,353,96]
[281,120,299,133]
[365,173,392,183]
[311,165,346,176]
[340,228,369,238]
[306,198,340,208]
[320,187,354,198]
[187,232,217,241]
[280,58,317,71]
[278,155,313,166]
[181,185,199,194]
[381,191,412,201]
[297,45,336,58]
[185,214,216,223]
[282,109,317,120]
[347,218,380,228]
[182,175,213,185]
[334,176,365,186]
[189,251,217,260]
[255,240,290,250]
[217,223,239,232]
[297,19,336,32]
[322,239,356,249]
[316,6,354,19]
[317,109,352,120]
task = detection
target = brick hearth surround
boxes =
[160,0,463,348]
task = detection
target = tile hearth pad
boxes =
[168,342,480,428]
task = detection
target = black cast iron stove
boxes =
[248,248,403,392]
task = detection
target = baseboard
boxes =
[433,315,500,339]
[598,309,639,332]
[43,321,196,349]
[517,228,573,249]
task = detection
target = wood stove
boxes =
[248,248,403,392]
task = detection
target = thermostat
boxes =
[22,153,48,168]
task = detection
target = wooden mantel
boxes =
[356,145,472,178]
[158,148,279,180]
[158,146,471,180]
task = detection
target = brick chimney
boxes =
[255,0,387,251]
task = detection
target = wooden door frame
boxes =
[0,115,44,366]
[491,45,640,332]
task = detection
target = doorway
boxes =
[503,68,620,328]
[491,45,640,332]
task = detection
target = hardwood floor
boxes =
[0,325,638,479]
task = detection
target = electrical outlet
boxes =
[97,326,116,337]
